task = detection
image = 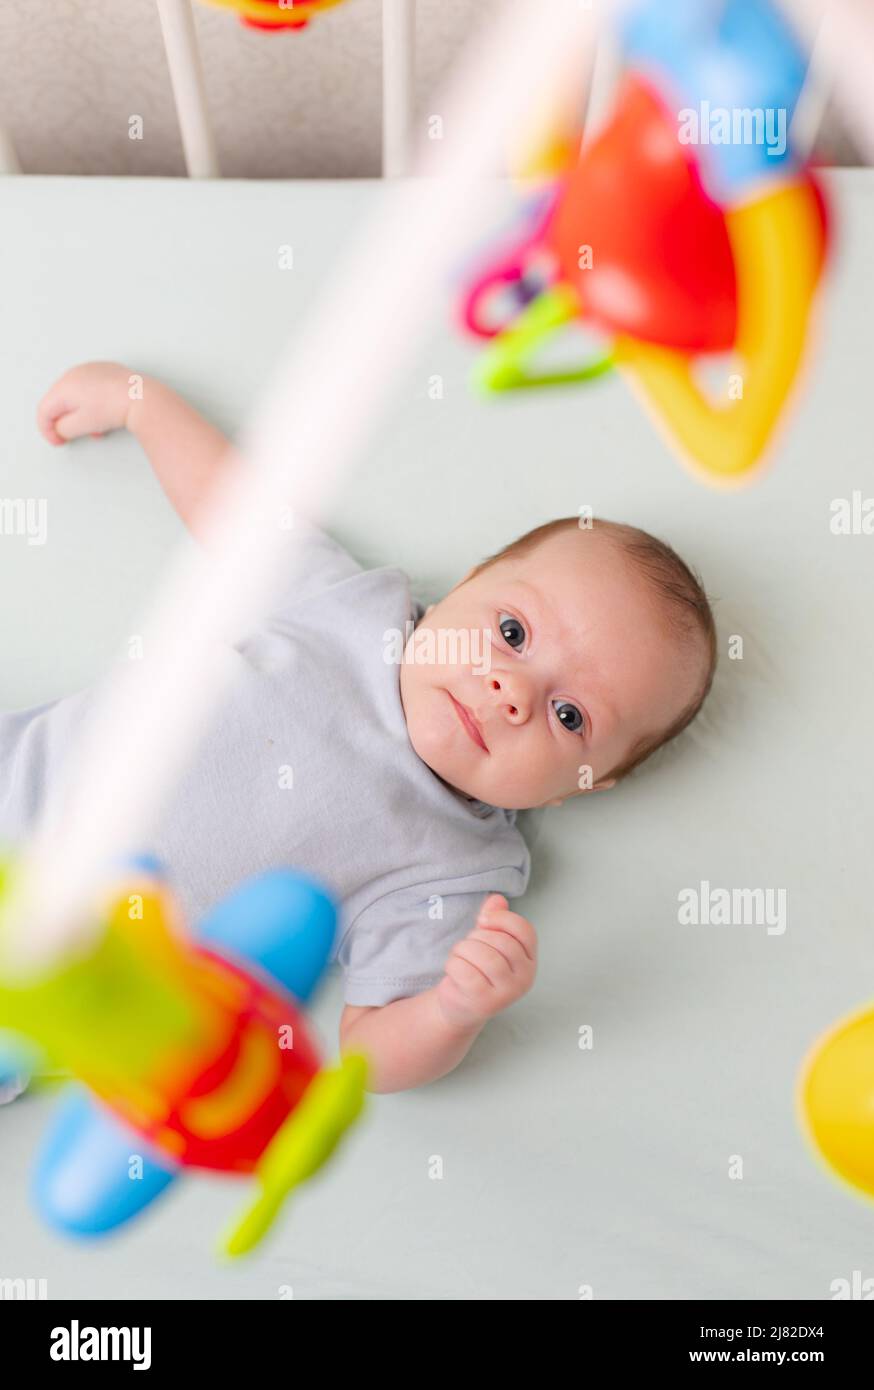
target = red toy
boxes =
[199,0,350,34]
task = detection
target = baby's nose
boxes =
[488,677,527,722]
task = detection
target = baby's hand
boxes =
[436,894,538,1031]
[37,361,135,446]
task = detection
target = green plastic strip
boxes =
[474,282,614,393]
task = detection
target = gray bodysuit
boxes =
[0,522,530,1006]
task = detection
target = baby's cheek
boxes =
[405,705,439,764]
[496,755,554,809]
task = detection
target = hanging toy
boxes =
[460,0,832,487]
[799,1002,874,1203]
[0,857,366,1257]
[197,0,350,34]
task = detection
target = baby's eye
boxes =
[553,700,585,734]
[498,613,526,649]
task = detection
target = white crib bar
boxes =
[781,0,874,162]
[789,6,835,160]
[0,124,22,174]
[581,24,618,145]
[382,0,416,177]
[156,0,220,178]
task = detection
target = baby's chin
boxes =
[448,775,543,813]
[411,736,540,811]
[432,766,532,811]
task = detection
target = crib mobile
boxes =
[198,0,349,32]
[459,0,831,489]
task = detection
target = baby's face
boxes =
[399,528,704,810]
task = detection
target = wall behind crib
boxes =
[0,0,864,178]
[0,0,492,178]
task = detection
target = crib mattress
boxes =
[0,172,872,1300]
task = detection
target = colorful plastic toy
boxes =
[460,0,831,486]
[198,0,349,34]
[0,857,366,1256]
[799,1002,874,1203]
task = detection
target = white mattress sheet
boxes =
[0,173,872,1299]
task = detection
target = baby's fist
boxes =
[436,894,537,1031]
[37,361,135,446]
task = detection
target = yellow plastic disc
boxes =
[799,1005,874,1200]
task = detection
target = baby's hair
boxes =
[468,515,717,783]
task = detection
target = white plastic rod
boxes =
[156,0,221,178]
[382,0,416,177]
[581,24,620,144]
[9,0,601,969]
[0,125,22,174]
[785,2,834,158]
[788,0,874,162]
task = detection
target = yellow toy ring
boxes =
[615,182,825,488]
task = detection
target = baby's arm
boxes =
[340,894,537,1093]
[341,992,485,1094]
[37,362,239,540]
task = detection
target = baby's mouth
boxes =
[447,692,489,753]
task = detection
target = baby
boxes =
[2,361,716,1096]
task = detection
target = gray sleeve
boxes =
[0,689,95,845]
[337,864,529,1007]
[265,517,362,621]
